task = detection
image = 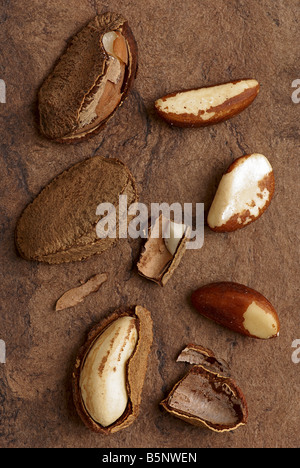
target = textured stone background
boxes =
[0,0,299,448]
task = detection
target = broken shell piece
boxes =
[161,344,248,432]
[177,343,231,378]
[38,12,138,142]
[161,366,248,432]
[137,215,190,286]
[55,273,108,311]
[207,153,275,232]
[72,306,153,434]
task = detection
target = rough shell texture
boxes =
[72,306,153,434]
[38,12,138,142]
[15,156,138,264]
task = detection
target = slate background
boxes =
[0,0,299,448]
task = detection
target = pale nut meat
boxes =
[164,220,187,256]
[72,306,153,434]
[207,153,275,232]
[38,12,138,142]
[79,316,138,427]
[191,282,280,339]
[155,79,259,127]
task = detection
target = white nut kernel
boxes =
[243,301,279,339]
[79,316,138,427]
[164,220,186,255]
[207,153,275,232]
[102,31,119,57]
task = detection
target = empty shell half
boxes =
[161,344,248,432]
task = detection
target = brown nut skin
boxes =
[191,282,280,339]
[38,12,138,143]
[72,306,153,434]
[155,79,259,128]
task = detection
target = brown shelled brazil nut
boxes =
[38,12,138,142]
[15,155,138,264]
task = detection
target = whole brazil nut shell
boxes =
[155,79,259,127]
[161,344,248,432]
[207,153,275,232]
[38,12,138,142]
[15,156,138,264]
[72,306,153,434]
[191,282,280,339]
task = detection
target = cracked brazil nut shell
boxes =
[15,156,138,264]
[155,79,259,127]
[38,12,138,142]
[161,344,248,432]
[72,306,153,434]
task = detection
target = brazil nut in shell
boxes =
[72,306,153,434]
[15,156,138,264]
[38,12,138,142]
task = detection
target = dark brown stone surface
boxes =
[0,0,299,448]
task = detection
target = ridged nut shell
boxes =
[38,12,138,142]
[15,156,138,264]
